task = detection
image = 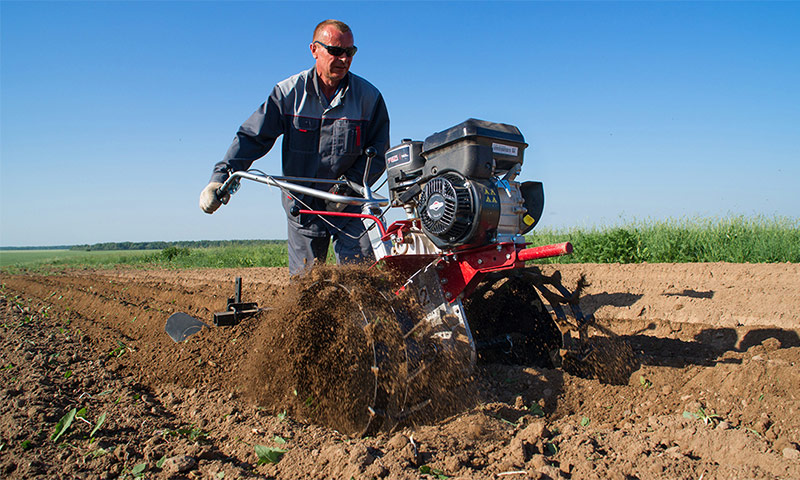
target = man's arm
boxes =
[210,90,285,184]
[345,93,390,187]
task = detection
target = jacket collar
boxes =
[309,67,350,110]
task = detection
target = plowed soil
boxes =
[1,262,799,479]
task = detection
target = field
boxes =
[1,261,799,479]
[0,250,152,269]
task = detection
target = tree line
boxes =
[70,239,286,251]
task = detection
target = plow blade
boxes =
[165,312,209,343]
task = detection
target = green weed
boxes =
[528,402,545,418]
[544,442,558,456]
[419,465,449,479]
[89,412,106,438]
[129,462,146,477]
[162,425,208,443]
[109,341,127,357]
[683,407,722,426]
[254,445,287,465]
[52,408,77,443]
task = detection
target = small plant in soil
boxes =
[109,341,128,357]
[419,465,450,479]
[51,408,77,443]
[545,441,558,456]
[528,402,546,417]
[254,444,287,464]
[683,407,722,426]
[89,412,107,438]
[86,447,109,459]
[127,462,147,478]
[161,425,209,443]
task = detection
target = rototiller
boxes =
[167,119,594,435]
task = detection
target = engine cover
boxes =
[417,172,500,248]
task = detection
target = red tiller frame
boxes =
[297,209,387,237]
[433,241,573,301]
[300,208,572,302]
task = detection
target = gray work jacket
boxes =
[211,67,390,232]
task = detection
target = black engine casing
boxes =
[417,172,500,248]
[386,119,539,249]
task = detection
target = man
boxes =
[199,19,390,275]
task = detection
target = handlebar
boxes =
[214,148,389,209]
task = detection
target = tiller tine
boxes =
[522,269,596,362]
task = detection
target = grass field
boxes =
[529,215,799,264]
[1,216,797,272]
[0,249,152,269]
[0,245,290,273]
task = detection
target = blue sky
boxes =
[1,1,798,247]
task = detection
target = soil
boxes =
[1,262,799,480]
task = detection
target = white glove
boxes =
[199,182,228,214]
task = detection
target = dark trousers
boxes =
[286,216,374,276]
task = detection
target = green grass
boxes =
[0,249,152,269]
[527,215,799,264]
[139,244,289,269]
[0,244,289,273]
[1,216,796,272]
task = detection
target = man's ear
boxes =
[310,42,318,59]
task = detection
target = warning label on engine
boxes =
[492,143,518,156]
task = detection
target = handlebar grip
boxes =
[215,187,229,205]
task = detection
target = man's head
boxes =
[310,19,355,89]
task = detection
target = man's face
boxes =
[311,26,354,87]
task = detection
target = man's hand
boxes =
[326,178,357,212]
[199,182,229,214]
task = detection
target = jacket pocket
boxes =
[288,116,320,153]
[333,119,362,157]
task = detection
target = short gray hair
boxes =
[313,19,352,40]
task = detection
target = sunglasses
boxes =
[314,40,358,58]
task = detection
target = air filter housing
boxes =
[421,118,528,180]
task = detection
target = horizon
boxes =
[2,213,796,250]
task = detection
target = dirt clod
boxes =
[162,455,196,474]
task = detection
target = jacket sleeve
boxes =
[344,93,390,187]
[210,88,285,183]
